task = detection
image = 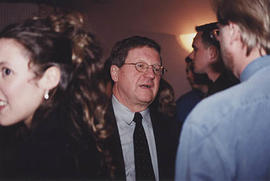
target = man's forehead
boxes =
[126,47,160,61]
[193,32,203,46]
[194,32,203,41]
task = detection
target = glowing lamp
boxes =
[178,33,196,53]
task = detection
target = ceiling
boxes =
[68,0,217,35]
[2,0,217,35]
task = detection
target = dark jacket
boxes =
[0,109,105,180]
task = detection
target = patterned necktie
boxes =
[133,112,155,180]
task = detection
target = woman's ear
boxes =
[38,66,61,90]
[110,65,119,82]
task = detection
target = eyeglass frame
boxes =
[123,62,167,76]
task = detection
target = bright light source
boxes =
[178,33,196,53]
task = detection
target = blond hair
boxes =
[213,0,270,55]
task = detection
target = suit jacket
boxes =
[105,102,179,180]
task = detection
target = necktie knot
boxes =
[133,112,143,124]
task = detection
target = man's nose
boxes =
[144,66,155,78]
[189,51,194,59]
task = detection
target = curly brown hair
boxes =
[0,11,114,176]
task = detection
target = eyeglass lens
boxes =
[135,63,163,75]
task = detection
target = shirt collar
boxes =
[112,95,150,125]
[240,55,270,82]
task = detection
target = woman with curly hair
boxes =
[0,12,114,179]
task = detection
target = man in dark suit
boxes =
[106,36,178,180]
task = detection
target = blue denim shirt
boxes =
[175,56,270,181]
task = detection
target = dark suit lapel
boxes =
[149,108,178,180]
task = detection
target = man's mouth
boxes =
[140,84,152,88]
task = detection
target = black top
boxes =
[207,70,239,96]
[0,108,105,180]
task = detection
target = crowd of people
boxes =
[0,0,270,180]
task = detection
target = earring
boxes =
[44,90,49,100]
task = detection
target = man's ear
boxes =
[38,66,61,90]
[228,21,241,43]
[110,65,119,82]
[208,46,219,63]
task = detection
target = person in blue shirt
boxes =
[175,0,270,180]
[176,56,210,126]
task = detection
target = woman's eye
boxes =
[2,67,12,76]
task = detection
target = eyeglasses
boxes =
[123,62,167,76]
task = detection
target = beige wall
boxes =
[0,1,216,99]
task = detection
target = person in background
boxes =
[190,22,239,96]
[151,78,176,118]
[176,56,211,126]
[0,12,113,179]
[106,35,179,180]
[175,0,270,180]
